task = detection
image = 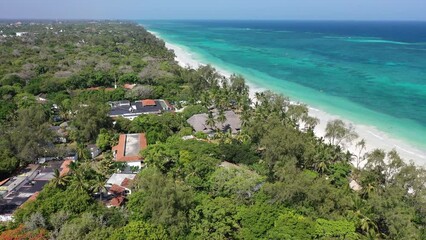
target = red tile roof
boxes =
[112,133,147,162]
[121,178,132,188]
[142,99,156,106]
[60,160,73,177]
[109,184,126,195]
[109,196,125,207]
[140,133,147,148]
[0,178,10,186]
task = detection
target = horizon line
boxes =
[1,18,426,23]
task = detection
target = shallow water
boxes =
[140,20,426,150]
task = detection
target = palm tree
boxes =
[99,158,114,176]
[68,161,79,175]
[221,77,229,91]
[254,92,262,104]
[91,175,107,201]
[217,96,229,110]
[235,133,251,144]
[70,171,89,192]
[58,99,72,121]
[237,95,251,112]
[77,143,89,160]
[313,145,331,174]
[355,211,379,239]
[240,111,251,128]
[51,169,69,188]
[217,110,227,130]
[302,116,319,132]
[200,93,211,108]
[316,161,328,174]
[201,65,219,88]
[213,90,228,110]
[206,111,216,130]
[355,139,367,169]
[222,130,233,144]
[360,183,376,200]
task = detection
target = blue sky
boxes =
[0,0,425,21]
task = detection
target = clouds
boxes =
[0,0,425,21]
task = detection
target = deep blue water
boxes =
[140,20,426,149]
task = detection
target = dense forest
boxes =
[0,21,181,177]
[0,21,425,239]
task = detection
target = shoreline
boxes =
[150,30,426,167]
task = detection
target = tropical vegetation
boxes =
[0,21,425,239]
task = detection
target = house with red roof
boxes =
[109,196,125,208]
[106,173,136,195]
[109,184,126,196]
[105,173,137,208]
[106,173,135,193]
[121,178,132,189]
[112,133,147,168]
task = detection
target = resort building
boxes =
[108,99,174,120]
[112,133,147,168]
[187,110,242,134]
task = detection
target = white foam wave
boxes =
[366,130,384,141]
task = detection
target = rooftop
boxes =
[125,134,141,156]
[187,110,242,134]
[0,161,64,216]
[121,178,132,188]
[109,184,126,195]
[60,160,73,176]
[106,173,136,187]
[108,99,174,119]
[109,196,125,207]
[141,99,156,106]
[112,133,147,162]
[0,178,9,187]
[349,179,362,191]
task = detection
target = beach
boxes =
[153,32,426,167]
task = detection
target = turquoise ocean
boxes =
[140,20,426,150]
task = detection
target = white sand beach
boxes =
[152,31,426,167]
